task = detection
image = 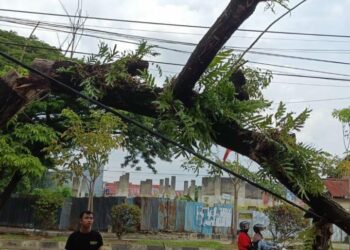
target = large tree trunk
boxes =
[312,220,333,250]
[0,0,350,236]
[87,181,95,212]
[0,71,48,128]
[0,170,23,210]
[172,0,262,104]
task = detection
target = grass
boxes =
[1,233,347,250]
[0,233,66,242]
[134,239,233,250]
[333,243,350,250]
[0,235,236,249]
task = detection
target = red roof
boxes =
[324,178,349,198]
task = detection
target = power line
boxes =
[5,40,350,83]
[3,15,350,67]
[247,61,350,78]
[1,8,350,39]
[150,60,350,82]
[4,20,350,45]
[150,68,350,88]
[271,81,350,88]
[103,169,210,176]
[231,48,350,66]
[284,96,350,104]
[4,38,350,86]
[0,18,194,54]
[0,50,321,218]
[272,72,350,82]
[4,16,350,55]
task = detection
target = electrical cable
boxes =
[1,8,350,39]
[284,96,350,104]
[2,16,350,66]
[3,19,350,44]
[149,60,350,82]
[9,16,350,54]
[4,15,350,55]
[5,37,350,82]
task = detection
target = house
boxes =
[324,177,350,211]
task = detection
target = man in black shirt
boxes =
[65,210,103,250]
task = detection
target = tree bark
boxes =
[0,58,149,130]
[0,70,48,128]
[312,219,333,250]
[172,0,263,104]
[0,170,23,210]
[87,179,96,212]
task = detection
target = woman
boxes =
[237,221,252,250]
[252,224,277,250]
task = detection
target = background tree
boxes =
[333,108,350,156]
[0,122,57,210]
[264,203,309,247]
[332,108,350,177]
[0,29,64,210]
[110,203,141,239]
[47,108,126,211]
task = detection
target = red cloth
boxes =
[237,231,252,250]
[223,149,232,162]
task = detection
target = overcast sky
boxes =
[1,0,349,188]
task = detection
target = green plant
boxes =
[46,108,126,211]
[110,203,141,239]
[264,203,309,247]
[32,188,69,229]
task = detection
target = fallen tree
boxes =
[0,0,349,240]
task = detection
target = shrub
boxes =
[32,188,70,229]
[111,203,141,239]
[264,203,309,246]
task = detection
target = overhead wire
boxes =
[271,81,350,88]
[3,19,350,44]
[103,169,211,177]
[0,50,322,219]
[2,15,350,66]
[149,68,350,88]
[2,21,350,104]
[4,39,350,81]
[3,15,350,55]
[148,60,350,82]
[284,96,350,104]
[1,8,350,39]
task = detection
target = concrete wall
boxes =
[117,173,130,197]
[200,176,271,208]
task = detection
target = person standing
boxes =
[65,210,103,250]
[237,221,252,250]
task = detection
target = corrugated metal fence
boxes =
[0,197,347,241]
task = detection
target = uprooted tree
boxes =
[1,1,350,248]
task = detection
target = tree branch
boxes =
[172,0,263,104]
